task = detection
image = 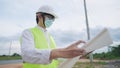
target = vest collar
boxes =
[36,25,47,32]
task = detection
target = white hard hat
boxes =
[36,5,57,18]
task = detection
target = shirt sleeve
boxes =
[21,29,52,64]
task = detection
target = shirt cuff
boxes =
[38,49,52,64]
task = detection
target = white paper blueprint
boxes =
[58,28,113,68]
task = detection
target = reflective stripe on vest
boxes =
[23,27,59,68]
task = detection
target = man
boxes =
[21,5,86,68]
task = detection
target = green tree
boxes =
[93,45,120,59]
[111,45,120,57]
[12,53,20,56]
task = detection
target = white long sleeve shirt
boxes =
[21,26,52,64]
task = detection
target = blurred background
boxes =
[0,0,120,68]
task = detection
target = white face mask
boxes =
[45,17,54,28]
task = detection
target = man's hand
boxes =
[63,40,86,58]
[50,40,86,60]
[80,51,93,59]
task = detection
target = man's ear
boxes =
[36,13,42,19]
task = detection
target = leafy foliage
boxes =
[93,45,120,60]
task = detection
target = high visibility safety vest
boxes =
[22,27,59,68]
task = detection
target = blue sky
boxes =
[0,0,120,55]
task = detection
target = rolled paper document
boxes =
[58,28,113,68]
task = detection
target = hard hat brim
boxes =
[36,12,58,18]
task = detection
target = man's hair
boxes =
[36,16,39,24]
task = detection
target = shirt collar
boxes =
[36,25,47,32]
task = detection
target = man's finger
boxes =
[74,40,85,46]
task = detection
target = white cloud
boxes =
[1,0,120,31]
[0,23,21,37]
[87,0,120,28]
[0,41,21,55]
